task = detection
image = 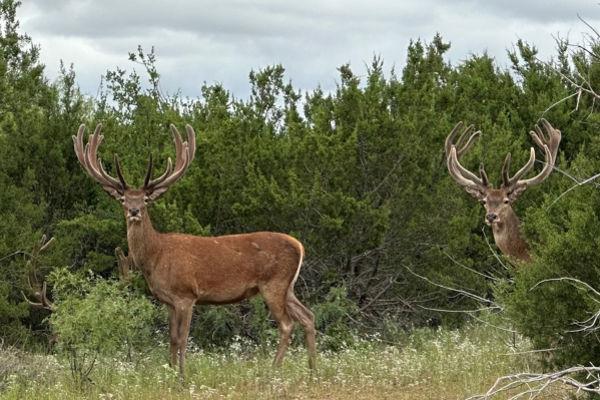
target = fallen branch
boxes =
[467,365,600,399]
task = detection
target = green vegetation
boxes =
[0,324,570,400]
[1,0,600,397]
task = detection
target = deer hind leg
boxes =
[286,291,317,369]
[262,288,294,367]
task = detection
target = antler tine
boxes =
[88,129,126,188]
[143,154,154,188]
[535,118,561,163]
[444,122,483,185]
[113,155,128,189]
[502,120,560,193]
[447,146,485,193]
[170,124,186,171]
[185,124,197,163]
[22,236,55,311]
[479,163,489,187]
[529,128,545,149]
[73,125,86,166]
[115,247,133,282]
[151,145,189,190]
[146,158,173,188]
[450,146,485,187]
[445,122,481,159]
[73,124,127,193]
[514,144,553,187]
[505,147,536,186]
[39,236,55,252]
[501,153,512,187]
[144,124,196,192]
[22,281,54,311]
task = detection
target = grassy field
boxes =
[0,324,573,400]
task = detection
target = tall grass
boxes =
[0,324,571,399]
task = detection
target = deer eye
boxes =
[503,198,509,204]
[119,197,125,204]
[143,196,149,204]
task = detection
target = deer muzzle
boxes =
[485,213,498,225]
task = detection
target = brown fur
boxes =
[482,189,531,262]
[125,200,316,374]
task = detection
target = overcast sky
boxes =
[17,1,600,99]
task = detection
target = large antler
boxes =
[22,235,55,311]
[529,118,561,164]
[445,122,488,198]
[143,124,196,199]
[501,119,561,192]
[73,124,128,198]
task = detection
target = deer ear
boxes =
[146,187,169,201]
[465,186,486,201]
[507,184,527,202]
[103,185,123,200]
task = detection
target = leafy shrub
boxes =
[48,268,161,382]
[314,286,359,350]
[498,154,600,368]
[191,297,279,350]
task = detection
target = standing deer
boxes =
[445,119,561,262]
[73,124,316,375]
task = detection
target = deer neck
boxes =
[491,208,531,262]
[126,210,159,272]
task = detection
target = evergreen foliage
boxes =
[1,0,600,372]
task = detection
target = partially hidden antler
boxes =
[501,118,561,191]
[143,124,196,199]
[446,119,561,199]
[73,124,128,198]
[445,122,487,198]
[115,247,134,282]
[22,235,55,311]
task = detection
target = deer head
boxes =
[445,119,561,261]
[72,124,196,223]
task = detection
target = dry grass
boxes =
[0,324,577,399]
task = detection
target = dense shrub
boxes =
[48,269,161,382]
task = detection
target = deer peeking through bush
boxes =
[73,124,316,375]
[445,119,561,263]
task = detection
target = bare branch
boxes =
[404,266,500,309]
[531,277,600,299]
[467,365,600,399]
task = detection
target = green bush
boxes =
[498,153,600,368]
[314,286,359,350]
[48,269,161,382]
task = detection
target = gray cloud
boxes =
[17,1,600,99]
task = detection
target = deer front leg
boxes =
[167,305,179,369]
[176,301,194,376]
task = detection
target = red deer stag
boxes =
[445,119,561,262]
[73,124,316,375]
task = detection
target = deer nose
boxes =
[486,213,498,223]
[129,208,140,216]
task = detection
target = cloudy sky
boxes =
[17,1,600,99]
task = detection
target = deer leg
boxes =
[167,305,179,369]
[286,292,317,369]
[262,290,294,367]
[176,302,194,376]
